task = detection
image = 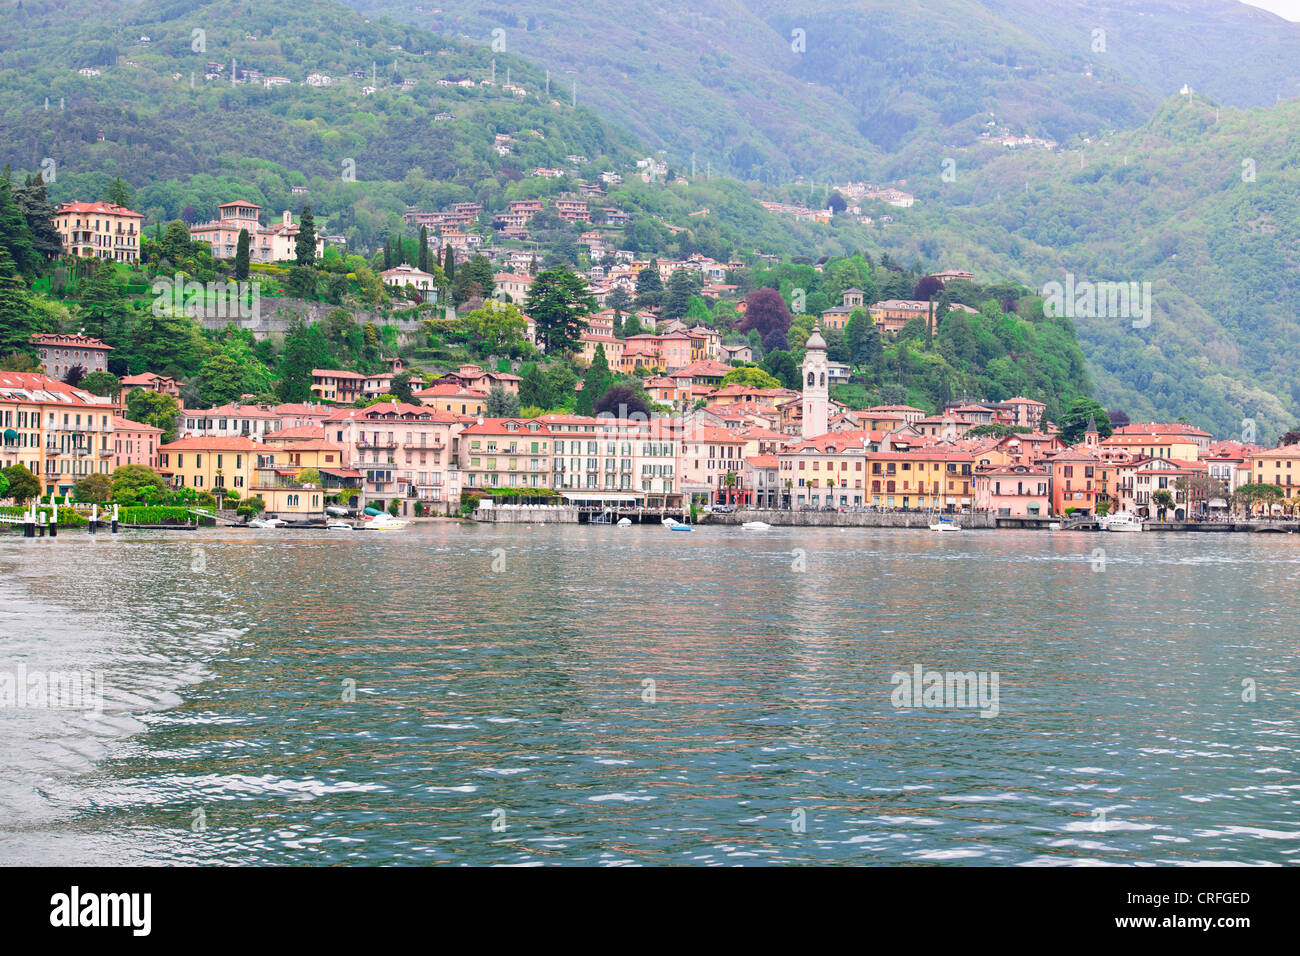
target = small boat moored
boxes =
[742,521,771,531]
[360,513,408,531]
[1101,512,1143,533]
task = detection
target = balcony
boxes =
[357,438,398,449]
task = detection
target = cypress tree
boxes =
[234,228,250,279]
[418,225,430,273]
[294,205,317,267]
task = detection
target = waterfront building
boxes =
[543,414,681,508]
[865,447,975,511]
[1115,456,1210,519]
[255,435,355,513]
[1248,443,1300,511]
[324,402,463,515]
[112,416,162,470]
[156,435,261,495]
[974,464,1051,517]
[779,429,877,508]
[0,371,116,497]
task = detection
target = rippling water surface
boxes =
[2,524,1298,865]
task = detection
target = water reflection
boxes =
[1,525,1297,865]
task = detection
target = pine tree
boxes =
[0,167,40,276]
[0,245,36,357]
[234,229,250,279]
[106,176,132,208]
[576,345,612,415]
[13,175,62,260]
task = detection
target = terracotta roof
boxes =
[31,333,112,349]
[0,372,105,406]
[56,201,142,218]
[266,425,326,441]
[112,416,161,432]
[158,436,264,451]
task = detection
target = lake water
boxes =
[2,524,1298,865]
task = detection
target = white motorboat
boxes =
[662,517,693,531]
[248,517,286,528]
[1101,512,1143,533]
[326,519,354,532]
[742,521,771,530]
[616,517,632,527]
[361,513,408,531]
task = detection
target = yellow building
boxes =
[157,436,261,496]
[411,384,488,417]
[866,448,975,510]
[1249,443,1300,507]
[1100,433,1199,462]
[255,436,355,513]
[54,201,144,263]
[0,371,117,497]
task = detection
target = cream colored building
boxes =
[54,201,143,263]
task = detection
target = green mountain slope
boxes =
[866,93,1300,437]
[343,0,1300,181]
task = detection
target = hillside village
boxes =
[4,188,1297,523]
[2,60,1296,526]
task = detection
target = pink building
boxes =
[323,402,464,515]
[974,464,1050,516]
[112,416,162,470]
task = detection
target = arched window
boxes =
[807,371,814,386]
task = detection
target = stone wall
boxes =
[198,297,431,344]
[473,506,581,524]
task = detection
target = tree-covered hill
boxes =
[861,92,1300,439]
[345,0,1300,182]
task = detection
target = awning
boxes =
[3,428,16,441]
[559,494,639,502]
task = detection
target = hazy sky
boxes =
[1243,0,1300,19]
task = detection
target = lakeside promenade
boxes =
[471,504,1300,533]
